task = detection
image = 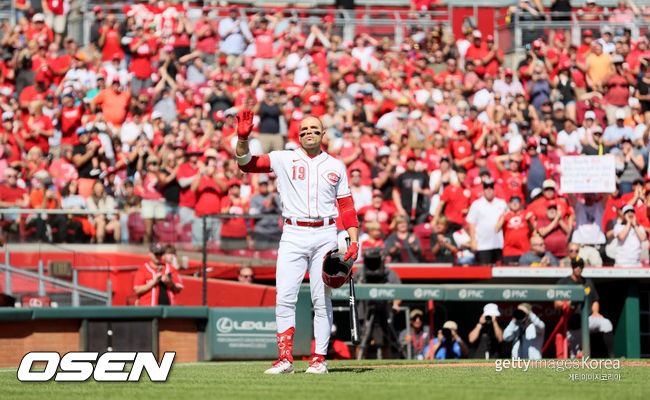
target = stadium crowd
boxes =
[0,1,650,267]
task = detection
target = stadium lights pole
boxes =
[202,215,207,306]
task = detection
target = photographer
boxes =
[353,247,403,359]
[134,243,183,306]
[398,309,430,360]
[503,303,545,360]
[424,320,469,360]
[468,303,504,359]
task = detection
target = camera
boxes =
[362,247,385,283]
[442,328,452,339]
[485,316,492,324]
[513,309,527,321]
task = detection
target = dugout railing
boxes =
[324,283,591,357]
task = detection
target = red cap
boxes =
[201,6,210,12]
[111,52,121,61]
[229,179,242,187]
[185,144,202,155]
[214,73,224,81]
[645,174,650,182]
[504,68,514,76]
[323,14,334,23]
[547,200,558,208]
[214,110,225,121]
[477,149,488,158]
[354,92,365,100]
[532,39,543,49]
[372,189,383,197]
[486,34,494,42]
[92,5,102,13]
[560,59,571,69]
[583,30,593,37]
[527,136,538,147]
[555,33,565,42]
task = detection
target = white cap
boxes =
[584,110,596,120]
[483,303,501,317]
[151,110,163,120]
[1,111,14,121]
[472,30,482,39]
[32,13,45,22]
[615,109,627,120]
[378,146,390,157]
[409,110,422,120]
[629,97,640,108]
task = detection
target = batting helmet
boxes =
[322,249,353,288]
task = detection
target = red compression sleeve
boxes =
[337,195,359,229]
[239,154,272,173]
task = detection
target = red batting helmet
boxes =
[322,249,353,288]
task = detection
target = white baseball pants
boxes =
[275,223,338,356]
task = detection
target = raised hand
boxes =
[236,109,254,141]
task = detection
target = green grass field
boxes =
[1,359,648,400]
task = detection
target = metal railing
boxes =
[1,246,112,307]
[496,10,650,55]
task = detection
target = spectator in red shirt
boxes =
[450,126,474,170]
[357,189,395,237]
[195,7,220,65]
[24,101,54,155]
[220,179,250,249]
[434,166,471,232]
[191,153,228,246]
[133,243,183,306]
[98,13,123,62]
[139,155,166,244]
[0,167,29,236]
[19,70,53,110]
[535,200,572,259]
[360,221,385,251]
[604,54,636,124]
[496,195,534,265]
[249,13,278,72]
[129,25,158,95]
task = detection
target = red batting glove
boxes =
[236,109,254,141]
[344,241,359,262]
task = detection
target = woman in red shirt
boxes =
[191,157,228,247]
[25,101,53,155]
[220,179,250,250]
[139,155,166,244]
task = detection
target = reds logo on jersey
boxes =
[322,171,340,185]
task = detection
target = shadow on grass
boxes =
[328,367,374,374]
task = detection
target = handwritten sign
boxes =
[560,155,616,193]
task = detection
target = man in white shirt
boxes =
[466,179,508,265]
[614,205,647,266]
[556,119,583,154]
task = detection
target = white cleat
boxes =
[264,359,295,374]
[305,355,328,374]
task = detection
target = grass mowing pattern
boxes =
[1,359,647,400]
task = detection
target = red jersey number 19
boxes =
[292,165,305,180]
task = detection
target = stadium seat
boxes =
[127,214,145,244]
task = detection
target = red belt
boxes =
[285,218,334,227]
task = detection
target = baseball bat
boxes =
[344,237,360,345]
[349,276,360,345]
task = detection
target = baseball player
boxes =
[236,109,359,374]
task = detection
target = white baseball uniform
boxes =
[267,148,351,355]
